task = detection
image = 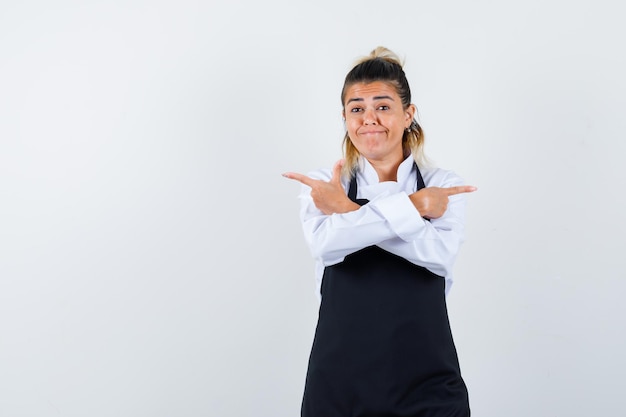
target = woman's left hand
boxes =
[283,160,360,215]
[409,185,477,219]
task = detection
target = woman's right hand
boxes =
[283,160,360,215]
[409,186,477,219]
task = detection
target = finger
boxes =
[330,159,345,184]
[443,185,478,196]
[282,172,317,187]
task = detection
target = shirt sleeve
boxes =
[298,168,467,281]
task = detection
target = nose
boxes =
[363,108,377,125]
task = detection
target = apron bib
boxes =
[301,164,470,417]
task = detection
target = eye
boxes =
[350,107,363,113]
[377,105,390,110]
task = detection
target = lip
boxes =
[359,129,385,135]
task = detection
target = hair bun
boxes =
[368,46,404,67]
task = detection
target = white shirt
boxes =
[297,155,469,301]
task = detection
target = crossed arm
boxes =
[283,160,476,279]
[283,159,476,219]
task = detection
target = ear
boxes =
[405,104,417,127]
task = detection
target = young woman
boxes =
[284,46,476,417]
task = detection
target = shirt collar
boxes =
[358,154,415,185]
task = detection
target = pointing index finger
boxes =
[282,172,317,187]
[444,185,478,196]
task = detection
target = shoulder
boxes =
[420,166,465,188]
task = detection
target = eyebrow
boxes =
[346,95,395,104]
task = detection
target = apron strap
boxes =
[348,161,426,202]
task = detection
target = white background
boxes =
[1,1,625,416]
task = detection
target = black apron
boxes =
[301,164,470,417]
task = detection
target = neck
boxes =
[369,158,403,182]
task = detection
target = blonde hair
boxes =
[340,46,426,177]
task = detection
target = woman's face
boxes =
[343,81,415,164]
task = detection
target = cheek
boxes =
[346,121,359,135]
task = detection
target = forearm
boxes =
[301,189,467,276]
[300,190,427,265]
[377,193,467,277]
[300,200,399,265]
[377,226,464,278]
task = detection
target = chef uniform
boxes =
[298,156,470,417]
